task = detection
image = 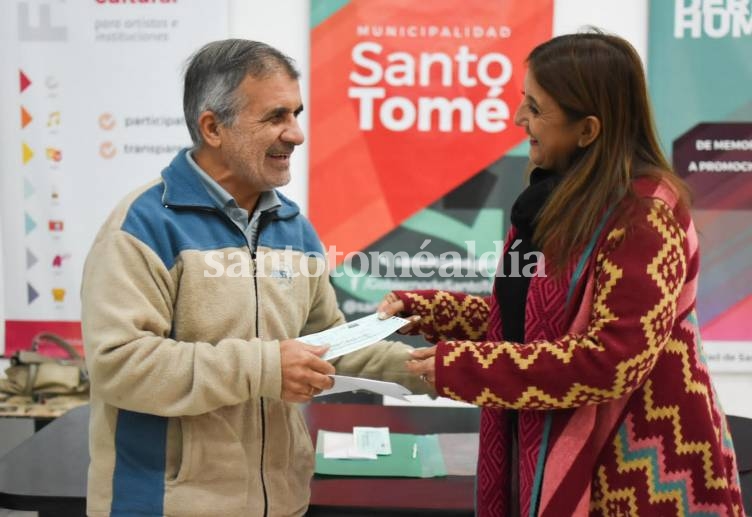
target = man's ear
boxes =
[578,115,601,148]
[197,110,222,148]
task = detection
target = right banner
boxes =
[648,0,752,371]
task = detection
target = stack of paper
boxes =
[322,427,391,460]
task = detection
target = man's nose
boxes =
[282,118,305,145]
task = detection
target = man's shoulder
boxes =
[85,178,167,265]
[99,178,165,232]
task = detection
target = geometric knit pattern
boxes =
[400,290,489,343]
[518,410,545,517]
[439,200,685,409]
[595,413,734,517]
[395,192,744,516]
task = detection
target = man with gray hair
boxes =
[81,39,424,517]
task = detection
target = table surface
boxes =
[1,404,750,516]
[0,403,481,516]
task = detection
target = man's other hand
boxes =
[279,339,335,403]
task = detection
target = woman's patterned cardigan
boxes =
[394,180,743,517]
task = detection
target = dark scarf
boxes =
[495,168,562,342]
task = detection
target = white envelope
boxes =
[317,375,412,401]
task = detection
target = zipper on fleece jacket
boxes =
[252,251,269,517]
[165,202,270,516]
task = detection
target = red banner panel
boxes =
[310,0,554,262]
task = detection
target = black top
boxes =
[495,168,562,342]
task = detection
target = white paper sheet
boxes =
[299,313,410,361]
[321,430,377,460]
[353,426,392,455]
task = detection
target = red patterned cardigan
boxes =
[394,181,744,517]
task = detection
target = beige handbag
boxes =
[0,333,89,399]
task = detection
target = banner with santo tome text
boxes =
[309,0,554,337]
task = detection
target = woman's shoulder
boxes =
[628,169,693,223]
[631,173,680,208]
[620,173,695,250]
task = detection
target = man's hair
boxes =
[183,39,299,145]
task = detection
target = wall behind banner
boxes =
[1,0,749,418]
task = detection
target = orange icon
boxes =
[99,113,116,130]
[46,147,62,162]
[99,141,117,159]
[52,288,66,302]
[21,106,33,128]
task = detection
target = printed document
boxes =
[299,313,410,361]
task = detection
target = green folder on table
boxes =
[314,431,447,478]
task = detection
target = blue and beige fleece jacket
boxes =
[81,149,423,517]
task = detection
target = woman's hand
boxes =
[377,291,420,333]
[406,345,437,385]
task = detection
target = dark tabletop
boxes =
[0,403,480,516]
[1,405,750,516]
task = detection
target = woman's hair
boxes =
[528,29,690,271]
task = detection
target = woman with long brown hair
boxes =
[379,30,743,516]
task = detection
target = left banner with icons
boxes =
[0,0,228,356]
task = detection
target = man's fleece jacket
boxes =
[81,149,424,517]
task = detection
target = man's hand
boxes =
[376,291,420,334]
[279,339,335,403]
